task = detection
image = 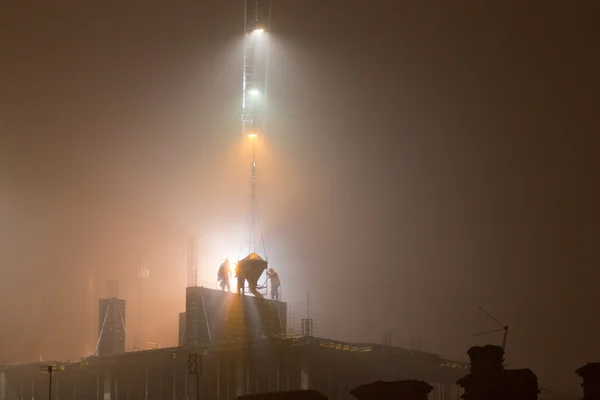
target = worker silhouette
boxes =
[267,267,281,301]
[235,262,246,295]
[217,259,231,292]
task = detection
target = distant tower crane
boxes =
[474,306,509,351]
[239,0,271,260]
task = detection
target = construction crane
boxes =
[236,0,272,297]
[474,306,509,351]
[239,0,271,260]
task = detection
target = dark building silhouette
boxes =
[351,380,433,400]
[97,297,126,357]
[576,363,600,400]
[457,345,538,400]
[466,345,504,375]
[238,390,327,400]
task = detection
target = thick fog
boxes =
[1,0,599,395]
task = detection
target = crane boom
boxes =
[475,306,509,352]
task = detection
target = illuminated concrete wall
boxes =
[185,287,287,347]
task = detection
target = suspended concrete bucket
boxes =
[236,252,268,297]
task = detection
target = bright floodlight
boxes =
[247,133,258,138]
[249,88,260,96]
[252,28,265,35]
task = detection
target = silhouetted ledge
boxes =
[577,362,600,377]
[350,380,433,400]
[467,345,505,375]
[458,369,539,400]
[237,390,327,400]
[577,363,600,400]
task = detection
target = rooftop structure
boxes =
[351,380,434,400]
[97,296,126,357]
[576,362,600,400]
[183,286,286,347]
[457,345,538,400]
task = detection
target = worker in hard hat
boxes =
[267,267,281,300]
[236,262,246,295]
[217,259,231,292]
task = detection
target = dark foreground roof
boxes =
[351,380,434,398]
[238,390,327,400]
[577,362,600,377]
[457,368,538,388]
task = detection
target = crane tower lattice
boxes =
[240,0,271,259]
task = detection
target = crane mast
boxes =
[241,0,271,257]
[242,0,271,137]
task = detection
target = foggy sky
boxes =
[1,0,599,395]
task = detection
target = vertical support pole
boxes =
[183,374,190,400]
[266,358,272,393]
[347,370,351,394]
[0,373,7,400]
[326,360,331,398]
[172,366,176,400]
[127,376,130,400]
[234,355,244,398]
[49,370,52,400]
[286,359,290,391]
[159,371,163,400]
[216,361,220,400]
[276,356,280,392]
[255,362,259,394]
[30,379,34,400]
[114,374,118,400]
[183,373,187,400]
[245,361,249,394]
[96,372,99,400]
[102,372,110,400]
[300,353,310,390]
[73,379,76,400]
[144,367,148,400]
[187,354,201,400]
[225,365,229,400]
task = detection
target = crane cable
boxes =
[254,200,268,261]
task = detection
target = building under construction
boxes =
[0,274,468,400]
[0,335,467,400]
[1,259,467,400]
[0,2,470,400]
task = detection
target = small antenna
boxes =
[474,306,509,351]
